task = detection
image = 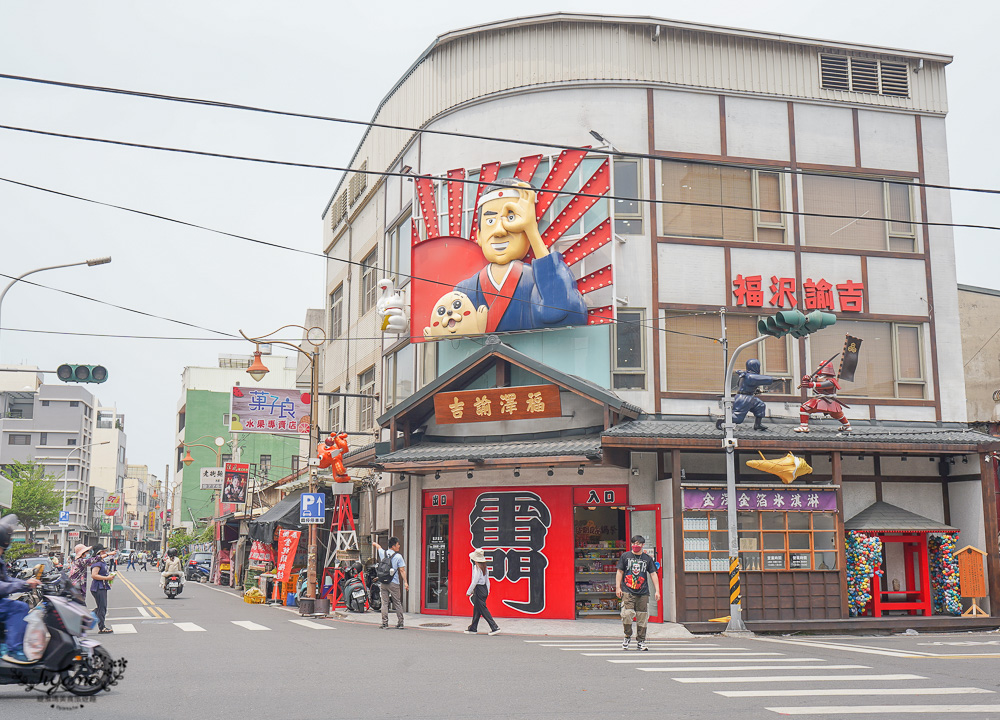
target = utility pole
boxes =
[719,309,767,636]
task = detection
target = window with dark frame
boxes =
[360,250,378,315]
[613,160,643,234]
[613,309,646,390]
[39,432,47,446]
[801,175,916,252]
[328,392,342,434]
[8,434,29,445]
[661,161,785,244]
[329,284,344,338]
[358,367,376,429]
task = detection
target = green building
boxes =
[174,354,304,530]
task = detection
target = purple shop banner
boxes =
[683,488,836,512]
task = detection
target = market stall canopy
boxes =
[248,488,334,541]
[845,501,958,533]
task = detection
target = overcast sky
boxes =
[1,1,996,479]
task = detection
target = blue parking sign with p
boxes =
[59,510,69,523]
[300,493,325,524]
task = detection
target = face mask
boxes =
[631,543,643,554]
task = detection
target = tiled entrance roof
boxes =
[375,434,602,465]
[845,501,958,533]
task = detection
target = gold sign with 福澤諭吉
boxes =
[433,384,561,424]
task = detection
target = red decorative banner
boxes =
[733,274,865,313]
[275,529,301,582]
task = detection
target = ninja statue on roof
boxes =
[717,358,773,432]
[795,357,852,433]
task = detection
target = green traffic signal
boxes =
[758,309,836,339]
[56,364,108,384]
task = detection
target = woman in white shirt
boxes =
[464,549,500,635]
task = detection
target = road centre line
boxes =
[608,657,826,664]
[118,576,155,606]
[641,664,870,672]
[674,673,926,684]
[754,637,927,658]
[765,704,1000,715]
[719,687,995,698]
[583,651,781,657]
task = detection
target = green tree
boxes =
[0,460,63,541]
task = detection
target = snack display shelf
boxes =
[577,610,618,616]
[576,571,616,576]
[576,592,618,596]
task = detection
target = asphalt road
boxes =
[5,569,1000,719]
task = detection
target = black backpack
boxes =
[376,551,397,584]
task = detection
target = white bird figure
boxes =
[376,278,408,334]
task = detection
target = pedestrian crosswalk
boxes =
[527,638,1000,715]
[102,618,336,634]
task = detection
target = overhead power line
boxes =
[0,72,997,198]
[0,176,708,342]
[0,270,237,338]
[1,128,998,234]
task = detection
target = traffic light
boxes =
[758,310,836,339]
[56,364,108,384]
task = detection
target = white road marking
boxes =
[584,651,782,657]
[720,687,995,698]
[109,624,136,634]
[674,673,925,684]
[609,657,825,664]
[524,639,709,644]
[137,606,153,619]
[174,623,205,632]
[765,705,1000,715]
[231,621,270,631]
[641,664,870,673]
[754,636,929,658]
[289,619,334,630]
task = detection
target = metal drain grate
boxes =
[419,622,451,628]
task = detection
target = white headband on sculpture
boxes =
[476,188,519,209]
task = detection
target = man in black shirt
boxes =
[616,534,660,651]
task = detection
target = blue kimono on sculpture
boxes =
[455,252,587,333]
[719,358,773,431]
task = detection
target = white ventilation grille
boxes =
[820,54,910,98]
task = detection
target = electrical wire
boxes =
[2,125,999,233]
[1,72,998,198]
[0,270,238,338]
[0,176,698,341]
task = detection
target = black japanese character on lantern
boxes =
[469,491,551,613]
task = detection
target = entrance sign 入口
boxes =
[433,384,561,425]
[572,486,626,506]
[200,467,224,490]
[299,492,325,525]
[230,386,311,434]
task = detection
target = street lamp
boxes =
[61,440,110,558]
[239,324,325,602]
[182,436,226,467]
[0,257,111,358]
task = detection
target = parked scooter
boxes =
[339,561,368,613]
[188,563,210,583]
[162,572,184,599]
[364,563,382,612]
[0,568,115,695]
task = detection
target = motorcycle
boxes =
[364,564,382,612]
[189,564,210,583]
[339,562,368,613]
[0,569,115,696]
[162,572,184,599]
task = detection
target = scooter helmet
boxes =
[168,548,178,558]
[0,514,20,551]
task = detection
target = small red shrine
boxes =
[845,501,958,617]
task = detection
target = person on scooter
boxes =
[160,549,185,590]
[0,514,41,665]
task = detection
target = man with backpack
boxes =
[372,538,408,629]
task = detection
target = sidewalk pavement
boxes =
[210,582,697,637]
[332,605,696,638]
